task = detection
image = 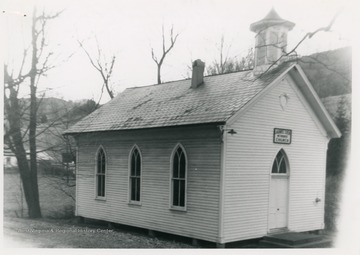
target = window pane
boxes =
[279,160,287,173]
[97,175,101,196]
[131,152,136,176]
[97,150,102,173]
[135,151,141,176]
[136,178,141,201]
[97,159,101,174]
[173,151,179,178]
[179,152,186,178]
[101,151,105,174]
[131,178,136,201]
[101,175,105,196]
[173,180,179,206]
[179,180,185,207]
[97,175,105,197]
[271,161,278,173]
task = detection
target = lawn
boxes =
[3,216,195,248]
[3,172,196,248]
[4,172,75,218]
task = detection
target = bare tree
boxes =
[151,24,180,84]
[78,39,116,101]
[4,7,61,218]
[207,35,254,75]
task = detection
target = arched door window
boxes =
[271,149,288,174]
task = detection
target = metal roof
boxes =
[64,64,292,135]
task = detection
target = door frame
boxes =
[267,149,290,233]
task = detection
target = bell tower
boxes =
[250,8,295,75]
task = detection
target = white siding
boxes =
[76,125,222,242]
[223,75,329,243]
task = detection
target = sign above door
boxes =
[273,128,292,144]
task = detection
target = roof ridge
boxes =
[127,69,253,90]
[128,78,190,90]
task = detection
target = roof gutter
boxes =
[63,121,226,137]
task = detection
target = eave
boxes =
[288,64,341,138]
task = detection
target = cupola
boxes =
[250,8,295,75]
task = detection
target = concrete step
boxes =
[259,232,332,248]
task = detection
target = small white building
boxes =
[3,147,55,172]
[65,9,340,246]
[3,148,17,169]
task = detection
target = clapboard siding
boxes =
[222,75,328,243]
[76,124,222,242]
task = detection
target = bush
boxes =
[325,174,343,232]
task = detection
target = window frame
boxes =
[95,145,107,200]
[169,143,188,211]
[128,145,142,205]
[271,149,289,176]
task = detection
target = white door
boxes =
[268,150,289,230]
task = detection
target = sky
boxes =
[3,0,354,104]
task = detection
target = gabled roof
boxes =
[64,63,340,139]
[64,64,291,134]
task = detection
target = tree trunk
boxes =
[26,7,42,218]
[104,80,114,99]
[28,85,41,218]
[157,65,161,84]
[7,86,42,218]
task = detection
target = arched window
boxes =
[130,146,141,202]
[171,145,187,208]
[272,149,288,174]
[96,147,106,197]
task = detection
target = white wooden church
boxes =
[65,8,340,246]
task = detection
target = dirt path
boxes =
[3,217,194,248]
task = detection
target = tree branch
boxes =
[150,24,180,84]
[78,38,115,99]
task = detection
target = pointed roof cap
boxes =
[250,8,295,32]
[263,7,283,20]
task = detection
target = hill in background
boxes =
[300,47,351,98]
